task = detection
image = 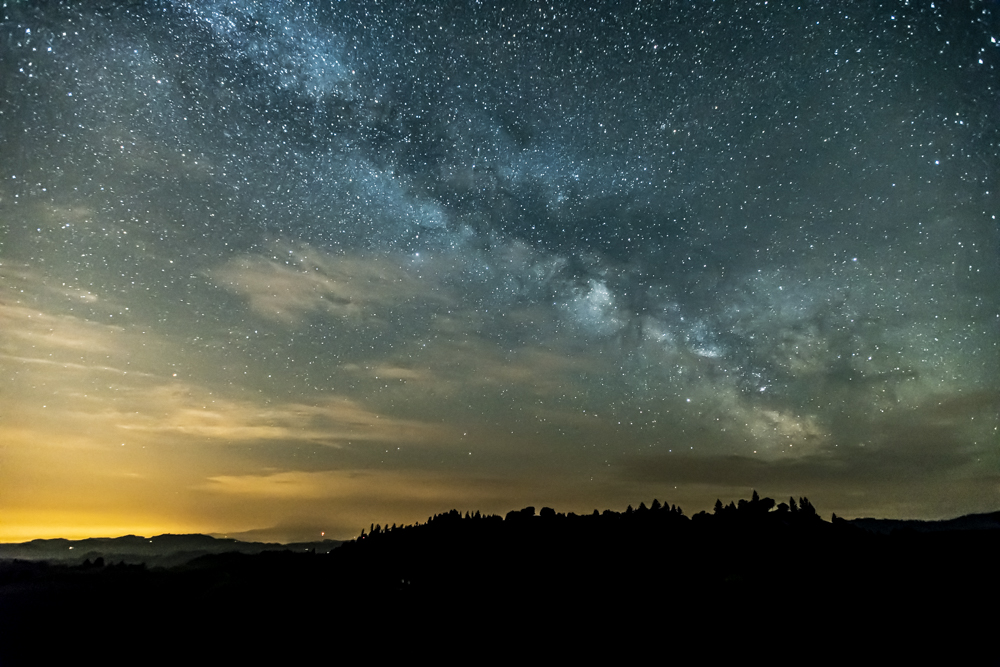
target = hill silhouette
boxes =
[0,533,342,567]
[1,493,995,662]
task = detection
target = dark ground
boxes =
[2,500,997,662]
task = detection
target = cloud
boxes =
[113,383,451,447]
[617,395,991,490]
[199,468,522,503]
[0,260,100,303]
[210,243,453,323]
[366,365,433,381]
[0,354,145,377]
[922,390,1000,423]
[202,470,344,499]
[0,300,123,354]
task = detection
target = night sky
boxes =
[1,0,997,542]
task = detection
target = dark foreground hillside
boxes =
[2,495,996,662]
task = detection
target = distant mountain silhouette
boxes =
[0,533,343,567]
[848,510,1000,534]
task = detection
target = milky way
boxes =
[1,0,997,541]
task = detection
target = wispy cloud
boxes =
[200,468,530,504]
[210,243,454,323]
[0,261,99,304]
[0,353,150,377]
[0,300,123,354]
[112,383,450,447]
